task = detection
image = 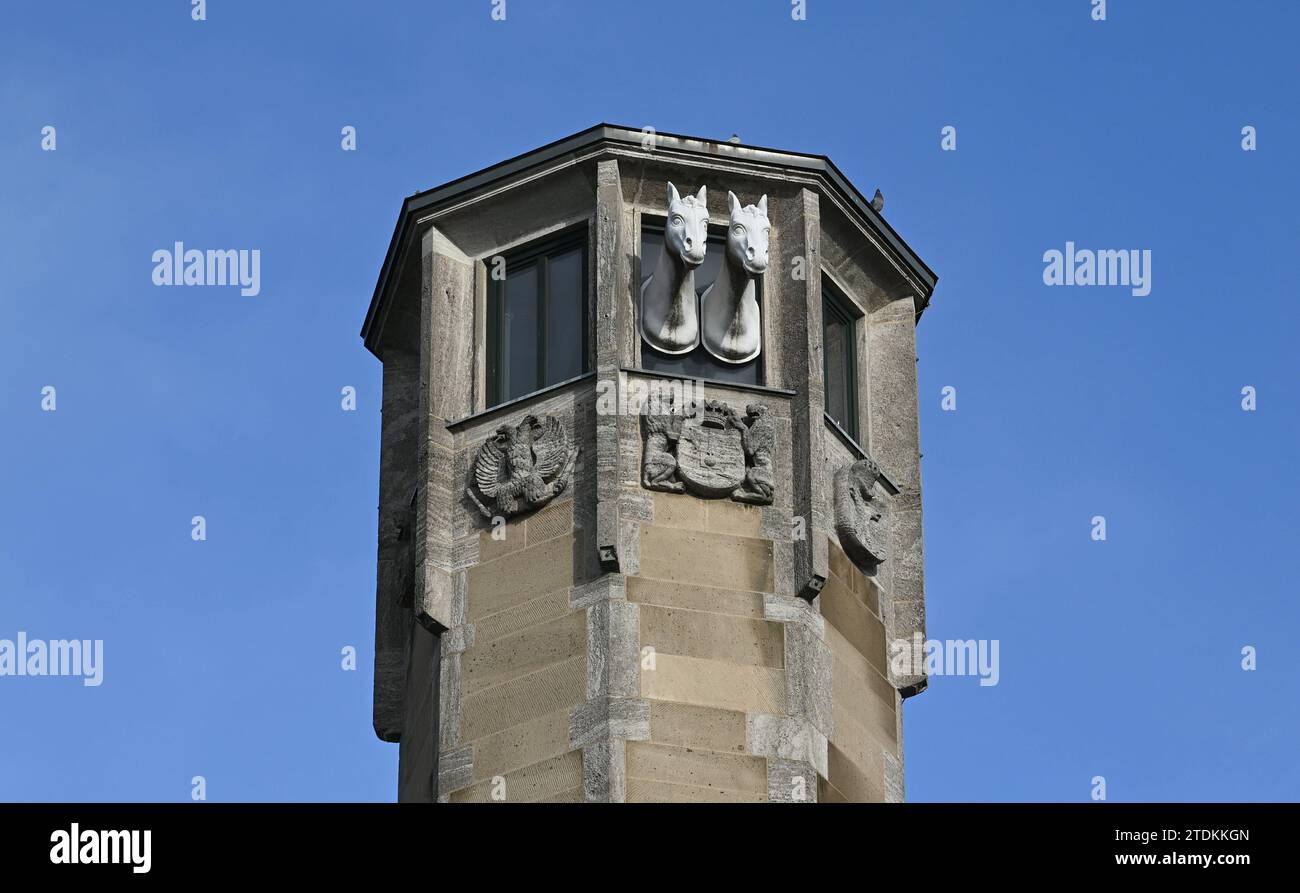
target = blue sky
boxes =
[1,1,1296,802]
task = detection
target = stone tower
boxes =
[360,125,936,803]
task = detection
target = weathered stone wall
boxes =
[627,495,789,802]
[613,377,825,801]
[437,380,597,803]
[397,622,439,802]
[374,348,419,743]
[821,421,908,800]
[374,142,931,803]
[447,496,587,803]
[820,538,903,802]
[818,200,928,695]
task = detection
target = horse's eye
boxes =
[671,215,683,227]
[733,225,745,237]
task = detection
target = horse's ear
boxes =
[728,191,741,215]
[695,185,707,205]
[667,182,681,206]
[757,194,768,217]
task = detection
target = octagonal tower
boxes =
[361,125,937,803]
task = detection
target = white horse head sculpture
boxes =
[725,191,769,275]
[641,182,709,355]
[701,191,768,364]
[666,182,709,266]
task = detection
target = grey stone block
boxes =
[767,758,819,803]
[570,698,650,749]
[884,750,905,803]
[438,744,474,795]
[747,714,828,778]
[570,574,626,611]
[763,592,826,639]
[784,622,834,739]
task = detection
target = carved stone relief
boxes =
[832,457,891,575]
[640,182,708,355]
[700,191,768,364]
[641,395,774,505]
[466,414,577,519]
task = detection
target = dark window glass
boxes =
[487,232,588,407]
[545,248,583,384]
[502,266,539,401]
[822,279,858,439]
[639,226,760,385]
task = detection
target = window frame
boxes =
[485,228,589,408]
[822,276,859,441]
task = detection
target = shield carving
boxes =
[676,405,746,498]
[833,458,892,575]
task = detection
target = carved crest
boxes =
[466,414,577,519]
[833,457,890,575]
[641,398,775,505]
[640,393,685,493]
[678,401,747,497]
[735,403,774,504]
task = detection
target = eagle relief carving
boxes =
[640,396,775,505]
[466,414,577,519]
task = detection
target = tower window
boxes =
[486,230,588,407]
[823,277,859,440]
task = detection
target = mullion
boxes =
[538,256,549,389]
[489,275,501,406]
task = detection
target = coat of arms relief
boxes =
[641,396,774,506]
[832,457,892,575]
[466,414,577,519]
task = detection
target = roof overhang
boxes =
[361,124,938,358]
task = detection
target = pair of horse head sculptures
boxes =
[641,182,770,364]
